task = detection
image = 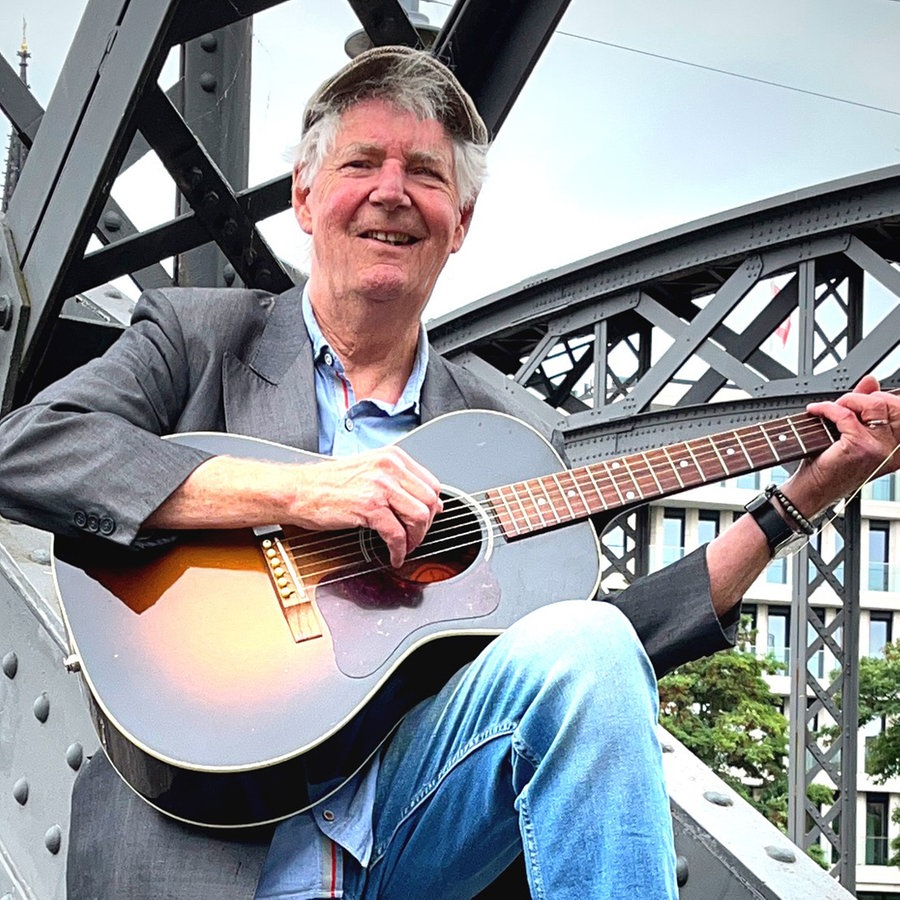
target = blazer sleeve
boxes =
[0,290,216,546]
[606,545,741,677]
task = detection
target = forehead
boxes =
[331,99,455,162]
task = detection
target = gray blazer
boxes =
[0,286,734,899]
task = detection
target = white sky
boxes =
[2,0,899,321]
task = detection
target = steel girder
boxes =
[0,0,571,411]
[1,0,899,895]
[431,164,900,889]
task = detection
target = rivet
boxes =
[188,166,204,190]
[29,547,51,565]
[2,651,18,678]
[703,790,733,807]
[675,855,688,886]
[223,264,236,286]
[33,691,50,723]
[12,777,29,805]
[44,825,62,855]
[765,845,796,863]
[103,211,122,232]
[257,268,272,288]
[203,190,220,208]
[222,218,239,240]
[66,742,84,771]
[199,33,218,52]
[199,72,217,93]
[322,809,335,822]
[0,294,11,331]
[660,743,674,753]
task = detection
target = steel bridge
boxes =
[1,1,898,898]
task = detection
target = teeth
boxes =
[366,231,415,245]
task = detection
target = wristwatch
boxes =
[744,491,808,559]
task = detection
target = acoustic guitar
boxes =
[53,406,840,827]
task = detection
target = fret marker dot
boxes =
[626,491,636,499]
[538,498,546,505]
[611,461,620,468]
[726,448,734,455]
[680,460,688,468]
[778,434,786,442]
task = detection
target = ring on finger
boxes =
[866,419,889,429]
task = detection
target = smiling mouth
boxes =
[361,230,419,246]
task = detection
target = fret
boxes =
[711,430,748,478]
[739,425,775,468]
[662,446,686,489]
[641,451,664,494]
[705,435,729,476]
[732,431,754,468]
[487,486,518,538]
[684,442,707,483]
[620,456,643,501]
[562,469,597,516]
[526,478,561,527]
[758,423,778,459]
[513,482,539,531]
[551,473,577,520]
[762,419,805,465]
[581,466,610,511]
[602,460,627,504]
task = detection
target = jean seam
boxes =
[370,718,518,865]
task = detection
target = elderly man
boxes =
[1,46,898,900]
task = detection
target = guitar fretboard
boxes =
[486,410,838,538]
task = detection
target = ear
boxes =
[292,167,314,235]
[450,202,476,254]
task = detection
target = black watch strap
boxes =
[744,492,802,559]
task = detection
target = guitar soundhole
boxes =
[365,493,483,587]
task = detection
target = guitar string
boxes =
[292,441,900,589]
[278,417,846,583]
[278,417,838,573]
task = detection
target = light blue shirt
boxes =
[255,290,429,899]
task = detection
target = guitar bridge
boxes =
[256,529,322,643]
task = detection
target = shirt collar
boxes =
[301,287,429,415]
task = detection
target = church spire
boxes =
[2,20,31,213]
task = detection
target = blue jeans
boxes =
[343,600,677,899]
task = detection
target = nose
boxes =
[369,160,411,210]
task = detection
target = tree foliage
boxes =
[856,639,900,866]
[658,624,791,827]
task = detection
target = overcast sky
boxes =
[1,0,899,320]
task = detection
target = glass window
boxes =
[870,474,894,502]
[868,522,890,592]
[697,509,719,545]
[736,472,760,490]
[767,556,788,584]
[662,509,685,566]
[869,612,892,658]
[863,717,886,776]
[865,793,890,865]
[768,606,790,669]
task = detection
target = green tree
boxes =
[856,639,900,865]
[658,623,790,827]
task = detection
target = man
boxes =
[0,46,898,900]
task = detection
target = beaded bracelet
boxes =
[765,483,816,535]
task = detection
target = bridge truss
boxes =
[1,1,898,897]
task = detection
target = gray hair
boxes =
[292,59,487,208]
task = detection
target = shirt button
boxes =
[323,352,334,367]
[322,809,335,822]
[344,418,354,432]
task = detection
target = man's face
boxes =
[293,99,472,317]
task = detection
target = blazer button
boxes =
[99,517,116,536]
[73,510,87,528]
[87,515,100,533]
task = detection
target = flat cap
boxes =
[302,45,489,145]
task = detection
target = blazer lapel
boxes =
[222,287,320,451]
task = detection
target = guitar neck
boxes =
[487,406,844,539]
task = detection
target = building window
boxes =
[865,793,890,865]
[697,510,719,545]
[736,471,760,490]
[768,606,790,669]
[870,473,895,502]
[767,555,788,584]
[869,612,892,658]
[868,522,890,592]
[740,603,757,652]
[864,717,887,776]
[662,508,685,567]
